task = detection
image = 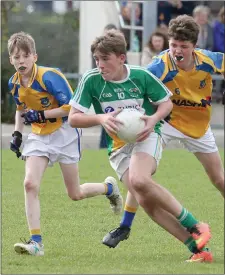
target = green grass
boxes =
[2,149,224,274]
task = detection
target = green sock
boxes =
[184,237,210,253]
[184,237,198,253]
[177,207,198,229]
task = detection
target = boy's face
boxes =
[151,35,164,52]
[93,51,126,81]
[169,38,195,65]
[10,48,37,78]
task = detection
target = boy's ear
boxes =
[120,54,126,63]
[34,54,38,62]
[9,56,13,65]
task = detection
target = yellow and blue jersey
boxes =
[147,49,224,138]
[8,64,73,135]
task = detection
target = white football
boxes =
[116,108,145,143]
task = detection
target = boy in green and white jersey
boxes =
[68,30,211,258]
[71,64,170,155]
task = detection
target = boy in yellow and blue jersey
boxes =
[8,32,123,256]
[150,48,224,138]
[103,15,224,263]
[69,29,211,262]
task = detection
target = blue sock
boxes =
[31,234,42,243]
[105,183,113,196]
[120,205,137,228]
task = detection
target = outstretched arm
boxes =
[68,106,122,136]
[68,107,102,128]
[15,110,25,132]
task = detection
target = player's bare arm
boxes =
[15,110,25,133]
[43,107,70,119]
[69,107,122,135]
[10,110,25,158]
[68,106,102,128]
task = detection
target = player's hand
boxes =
[21,109,46,125]
[10,131,22,158]
[99,110,123,136]
[136,115,157,142]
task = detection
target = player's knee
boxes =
[129,174,153,194]
[24,178,38,194]
[67,192,84,201]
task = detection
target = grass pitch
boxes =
[1,149,224,274]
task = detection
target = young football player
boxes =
[8,32,123,256]
[68,29,212,261]
[102,15,224,263]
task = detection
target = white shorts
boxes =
[161,121,218,153]
[22,122,82,166]
[109,132,163,180]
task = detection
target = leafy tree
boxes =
[1,1,18,122]
[1,2,79,122]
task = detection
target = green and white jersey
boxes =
[70,64,172,154]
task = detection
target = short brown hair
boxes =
[147,31,169,52]
[91,29,127,56]
[168,15,199,45]
[8,31,36,56]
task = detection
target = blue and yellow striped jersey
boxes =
[8,64,73,135]
[147,49,224,138]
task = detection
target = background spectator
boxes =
[213,6,225,103]
[193,5,214,50]
[141,31,169,67]
[213,6,225,53]
[120,1,142,51]
[157,0,195,28]
[176,1,195,16]
[158,1,175,27]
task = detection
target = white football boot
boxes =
[14,239,44,256]
[105,176,123,214]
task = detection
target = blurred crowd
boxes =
[99,1,224,148]
[119,1,224,55]
[117,1,224,100]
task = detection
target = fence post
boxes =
[142,1,157,49]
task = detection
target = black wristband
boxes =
[12,131,22,138]
[39,110,45,119]
[38,110,46,122]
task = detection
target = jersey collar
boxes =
[13,63,38,87]
[168,53,178,71]
[193,50,201,66]
[108,64,130,83]
[168,51,202,71]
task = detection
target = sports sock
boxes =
[184,236,198,253]
[177,207,198,229]
[105,183,113,196]
[185,236,210,254]
[120,204,137,228]
[30,229,42,243]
